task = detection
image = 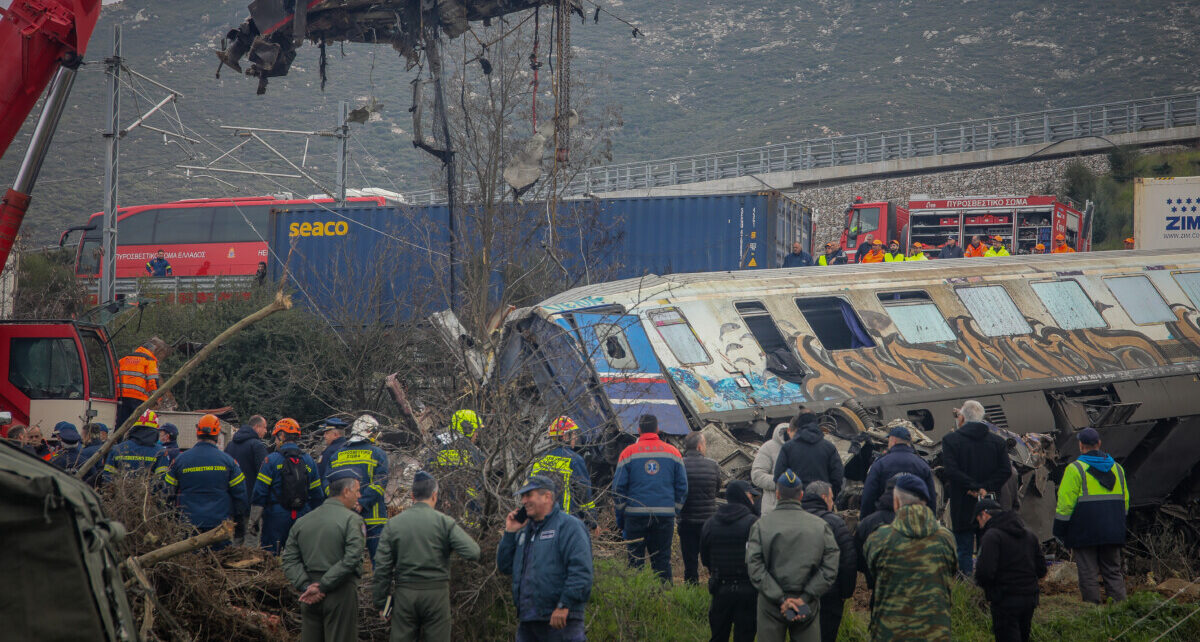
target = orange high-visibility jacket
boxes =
[1052,244,1076,254]
[859,249,885,263]
[118,346,159,401]
[964,244,988,258]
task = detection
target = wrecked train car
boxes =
[491,249,1200,531]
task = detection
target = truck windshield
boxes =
[9,337,85,399]
[848,207,880,246]
[79,329,115,398]
[77,234,101,275]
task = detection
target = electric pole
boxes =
[100,25,120,305]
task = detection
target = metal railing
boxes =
[401,92,1200,203]
[94,275,259,301]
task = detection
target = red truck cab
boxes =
[840,197,910,261]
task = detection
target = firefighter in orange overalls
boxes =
[117,337,171,428]
[1052,233,1076,254]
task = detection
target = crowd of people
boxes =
[782,231,1093,268]
[4,396,1131,642]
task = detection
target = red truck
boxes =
[839,197,910,261]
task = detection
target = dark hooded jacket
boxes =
[801,494,857,601]
[855,485,895,588]
[774,417,844,496]
[940,421,1010,532]
[680,446,721,525]
[975,510,1046,606]
[860,443,937,517]
[224,424,268,502]
[700,483,759,587]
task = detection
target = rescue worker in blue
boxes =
[158,422,181,461]
[163,414,248,544]
[531,416,597,532]
[612,413,689,583]
[497,475,594,640]
[321,414,389,560]
[78,423,106,484]
[249,418,324,553]
[316,416,350,480]
[145,249,173,277]
[104,410,169,482]
[49,422,85,472]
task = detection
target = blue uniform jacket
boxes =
[160,440,181,461]
[225,425,269,503]
[322,437,389,528]
[145,257,172,276]
[252,443,324,516]
[496,505,594,622]
[164,441,249,530]
[104,426,168,482]
[532,445,596,525]
[859,443,938,517]
[782,251,813,267]
[612,433,688,530]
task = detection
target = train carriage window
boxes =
[594,323,637,370]
[1172,272,1200,311]
[648,308,710,365]
[956,285,1032,336]
[877,291,956,343]
[1104,276,1175,324]
[794,297,876,350]
[734,301,807,382]
[1030,281,1106,330]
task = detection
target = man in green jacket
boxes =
[372,471,481,641]
[747,469,840,642]
[864,473,957,641]
[281,469,367,642]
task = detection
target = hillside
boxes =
[2,0,1198,244]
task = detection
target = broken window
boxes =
[1172,272,1200,311]
[879,291,956,343]
[1030,280,1106,330]
[648,308,710,365]
[956,285,1031,336]
[735,301,807,382]
[1105,275,1175,324]
[794,296,876,350]
[594,323,637,370]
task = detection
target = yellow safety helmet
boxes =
[548,416,580,438]
[133,410,159,430]
[449,409,480,438]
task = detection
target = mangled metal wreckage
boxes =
[478,248,1200,538]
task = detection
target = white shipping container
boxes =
[1133,176,1200,250]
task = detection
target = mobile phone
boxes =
[785,603,812,622]
[515,506,528,522]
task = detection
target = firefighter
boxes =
[104,410,169,482]
[1124,237,1135,250]
[984,236,1010,257]
[965,235,988,258]
[532,416,597,531]
[817,242,847,266]
[250,418,324,553]
[906,242,929,261]
[116,337,171,428]
[163,414,248,544]
[145,249,173,277]
[1052,234,1076,253]
[157,422,181,461]
[431,409,485,525]
[859,239,886,264]
[1034,243,1047,254]
[884,240,906,262]
[322,414,390,560]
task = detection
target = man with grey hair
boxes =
[800,481,856,642]
[941,400,1010,576]
[680,431,720,585]
[373,471,481,641]
[752,423,790,514]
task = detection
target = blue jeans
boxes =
[955,530,978,576]
[624,514,675,583]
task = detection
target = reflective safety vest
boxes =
[323,438,390,527]
[883,251,905,262]
[118,347,159,401]
[964,244,988,258]
[531,445,596,516]
[1053,457,1129,548]
[984,247,1010,257]
[906,252,928,261]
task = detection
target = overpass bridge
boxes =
[402,92,1200,203]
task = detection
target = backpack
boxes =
[278,453,309,513]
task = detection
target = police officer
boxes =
[322,414,390,560]
[373,471,481,642]
[316,416,350,480]
[49,422,85,472]
[282,469,366,642]
[105,410,169,482]
[250,418,324,553]
[531,416,596,530]
[163,414,248,544]
[158,422,181,461]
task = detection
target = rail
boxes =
[85,275,260,301]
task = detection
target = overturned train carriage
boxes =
[493,248,1200,536]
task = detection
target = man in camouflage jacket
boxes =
[864,473,957,640]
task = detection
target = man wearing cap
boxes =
[1033,242,1047,254]
[498,474,594,641]
[859,420,936,517]
[250,418,324,553]
[941,400,1011,577]
[864,473,956,641]
[1052,233,1075,253]
[773,408,843,499]
[782,241,812,268]
[701,480,760,642]
[158,423,181,461]
[985,236,1010,257]
[965,235,988,258]
[1124,237,1135,250]
[163,414,247,541]
[858,239,886,264]
[227,414,269,545]
[49,422,85,472]
[1054,427,1129,604]
[314,417,348,479]
[905,242,928,261]
[104,410,170,483]
[800,481,856,642]
[322,414,390,560]
[531,416,596,530]
[974,498,1046,642]
[815,243,846,266]
[679,431,721,585]
[747,469,839,642]
[373,471,480,642]
[78,423,106,484]
[613,414,687,583]
[940,236,964,259]
[853,233,875,264]
[282,468,366,642]
[883,240,905,263]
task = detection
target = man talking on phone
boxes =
[746,469,840,642]
[497,475,594,641]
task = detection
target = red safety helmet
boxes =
[548,416,580,438]
[196,414,221,437]
[273,417,301,436]
[133,410,159,429]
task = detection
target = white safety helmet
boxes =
[349,414,380,440]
